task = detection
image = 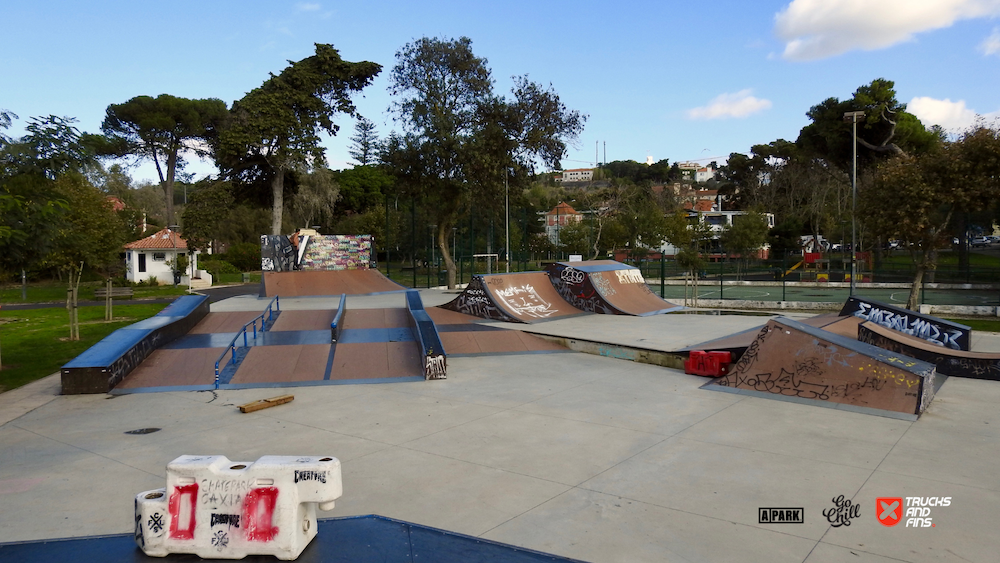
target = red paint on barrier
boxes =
[243,487,280,542]
[168,483,198,540]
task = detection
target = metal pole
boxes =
[851,117,858,296]
[505,170,510,273]
[843,110,864,296]
[660,253,665,298]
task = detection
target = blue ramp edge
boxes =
[406,290,447,379]
[0,515,587,562]
[60,294,210,394]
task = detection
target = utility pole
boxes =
[843,110,865,296]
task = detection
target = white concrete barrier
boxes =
[135,455,341,560]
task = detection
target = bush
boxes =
[200,259,240,277]
[225,242,262,272]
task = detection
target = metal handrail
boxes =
[214,295,280,388]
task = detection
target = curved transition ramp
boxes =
[701,317,939,420]
[841,296,971,350]
[546,260,682,316]
[439,273,586,323]
[859,321,1000,381]
[262,269,404,297]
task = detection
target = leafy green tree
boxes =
[218,44,381,235]
[797,78,938,170]
[182,180,235,252]
[0,116,93,285]
[720,209,771,278]
[334,165,391,215]
[385,36,584,287]
[348,116,379,165]
[290,167,340,228]
[99,94,228,226]
[866,122,1000,309]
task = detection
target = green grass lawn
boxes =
[944,317,1000,333]
[0,281,188,303]
[0,303,167,392]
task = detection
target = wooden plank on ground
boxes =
[238,394,294,413]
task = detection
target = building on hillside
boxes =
[657,183,722,211]
[540,202,583,245]
[695,166,716,183]
[658,210,775,258]
[675,162,716,183]
[554,168,594,183]
[123,228,202,285]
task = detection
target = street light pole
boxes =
[505,169,510,273]
[843,110,865,296]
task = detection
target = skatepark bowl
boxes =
[3,275,1000,562]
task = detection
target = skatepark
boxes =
[2,246,1000,561]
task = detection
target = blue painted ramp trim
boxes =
[0,515,586,562]
[60,294,210,394]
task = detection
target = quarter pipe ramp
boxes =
[262,269,405,297]
[546,260,682,316]
[439,272,586,323]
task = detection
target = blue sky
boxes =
[3,0,999,183]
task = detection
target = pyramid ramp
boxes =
[701,317,939,420]
[546,260,682,316]
[439,272,585,323]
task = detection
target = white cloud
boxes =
[686,90,772,120]
[980,27,1000,55]
[296,2,321,11]
[775,0,1000,61]
[908,96,978,130]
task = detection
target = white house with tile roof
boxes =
[123,228,205,286]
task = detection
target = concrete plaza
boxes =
[1,289,997,562]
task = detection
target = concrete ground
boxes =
[1,289,998,562]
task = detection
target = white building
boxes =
[123,228,202,285]
[555,168,594,182]
[658,210,775,257]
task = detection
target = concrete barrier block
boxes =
[134,455,341,560]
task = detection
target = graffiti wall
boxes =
[840,297,971,351]
[260,235,296,272]
[300,235,373,270]
[261,234,374,271]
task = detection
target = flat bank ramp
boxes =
[439,273,585,323]
[859,321,1000,381]
[546,260,682,316]
[262,269,405,297]
[701,317,939,420]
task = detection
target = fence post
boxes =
[660,253,665,298]
[782,252,787,302]
[719,257,723,300]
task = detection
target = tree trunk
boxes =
[906,264,924,311]
[164,150,177,226]
[437,223,456,289]
[270,170,285,235]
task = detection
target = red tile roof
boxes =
[124,228,189,250]
[547,202,580,216]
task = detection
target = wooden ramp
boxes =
[701,317,939,420]
[439,273,585,323]
[546,260,682,316]
[262,269,405,297]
